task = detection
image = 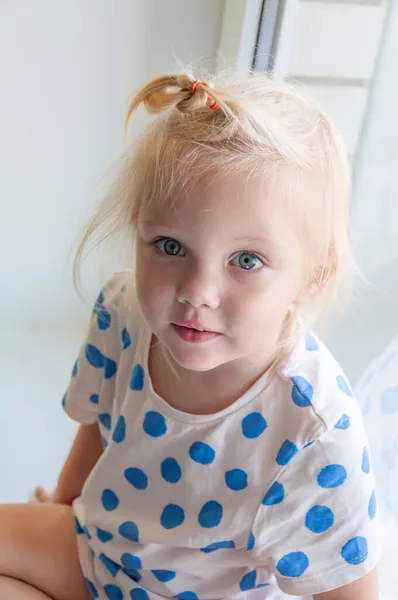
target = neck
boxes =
[149,341,276,415]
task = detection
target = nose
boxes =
[176,264,220,310]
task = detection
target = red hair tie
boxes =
[208,98,219,111]
[190,80,201,95]
[190,79,219,111]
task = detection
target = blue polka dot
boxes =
[101,489,119,511]
[93,292,112,330]
[160,504,185,529]
[337,375,353,397]
[83,525,93,540]
[198,501,223,528]
[276,439,299,466]
[124,467,148,490]
[305,505,334,533]
[239,570,257,591]
[152,569,176,582]
[125,569,141,582]
[341,537,368,565]
[85,342,115,378]
[99,554,120,576]
[174,593,199,600]
[304,441,314,448]
[335,414,351,429]
[189,441,216,465]
[121,553,142,570]
[99,413,111,430]
[143,411,167,437]
[97,307,112,331]
[131,364,144,391]
[104,584,123,600]
[112,415,126,443]
[121,284,127,293]
[130,590,149,600]
[247,531,255,551]
[96,528,113,543]
[74,516,84,534]
[89,393,99,404]
[277,552,309,578]
[368,490,377,520]
[161,458,182,483]
[119,521,139,543]
[85,578,98,599]
[201,540,235,553]
[85,344,117,378]
[381,386,398,414]
[72,360,78,376]
[262,481,284,505]
[122,328,131,350]
[93,290,104,307]
[362,447,371,473]
[241,412,267,438]
[104,356,117,379]
[239,570,269,591]
[305,333,319,351]
[62,393,67,408]
[85,344,105,368]
[102,437,108,448]
[291,376,313,407]
[225,469,248,491]
[317,464,347,488]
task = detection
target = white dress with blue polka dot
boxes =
[63,272,381,600]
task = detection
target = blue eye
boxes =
[232,252,263,271]
[156,238,185,256]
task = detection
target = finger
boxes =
[35,487,49,503]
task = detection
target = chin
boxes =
[167,347,225,373]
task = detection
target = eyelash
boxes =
[153,238,266,271]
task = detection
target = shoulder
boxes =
[86,270,146,361]
[272,331,362,446]
[94,270,140,329]
[63,271,144,424]
[97,270,133,312]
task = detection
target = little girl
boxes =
[0,72,380,600]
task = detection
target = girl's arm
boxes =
[49,423,103,505]
[314,569,379,600]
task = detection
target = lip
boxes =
[171,323,221,344]
[172,320,219,334]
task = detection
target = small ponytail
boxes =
[125,73,228,130]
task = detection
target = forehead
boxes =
[141,172,296,242]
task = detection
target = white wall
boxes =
[0,0,225,501]
[0,0,225,328]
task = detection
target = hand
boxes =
[29,486,55,503]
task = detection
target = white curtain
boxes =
[350,2,398,597]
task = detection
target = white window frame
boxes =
[218,0,299,78]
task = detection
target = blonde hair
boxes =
[74,70,352,355]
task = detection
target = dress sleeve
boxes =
[253,403,382,596]
[62,274,126,425]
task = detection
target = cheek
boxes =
[135,259,175,319]
[227,279,296,335]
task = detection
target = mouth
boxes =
[173,321,218,333]
[171,323,221,344]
